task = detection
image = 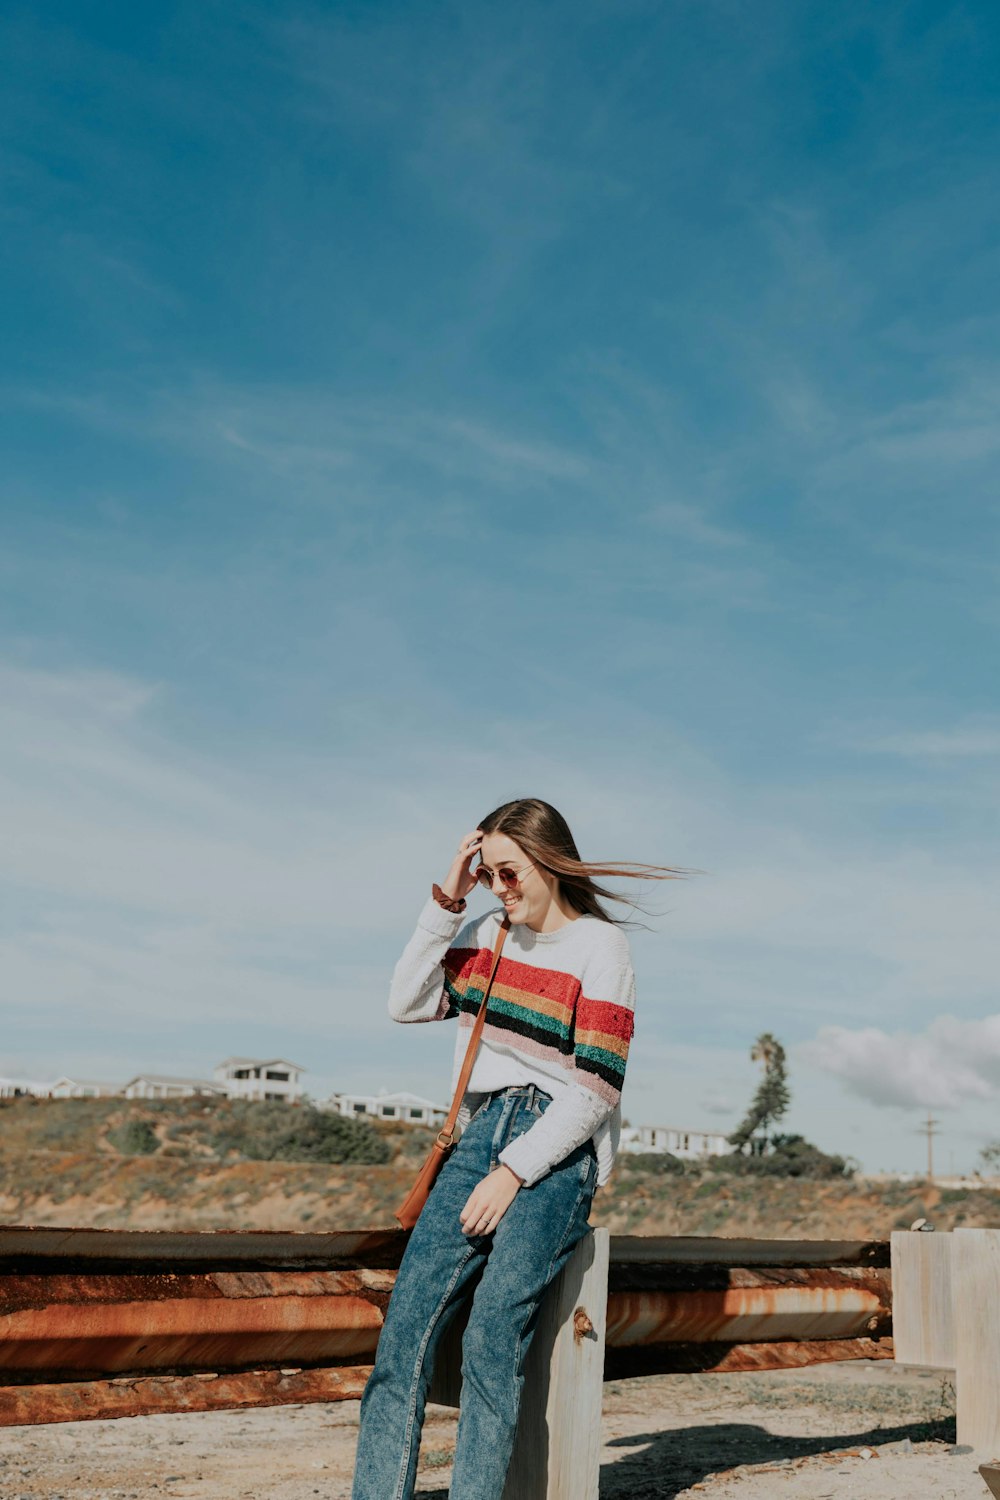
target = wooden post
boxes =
[980,1463,1000,1498]
[428,1228,609,1499]
[502,1226,609,1500]
[889,1230,955,1368]
[953,1229,1000,1452]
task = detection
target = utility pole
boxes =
[920,1111,940,1181]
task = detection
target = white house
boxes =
[0,1077,52,1099]
[326,1089,447,1126]
[123,1074,226,1101]
[213,1058,305,1102]
[621,1124,731,1160]
[49,1076,118,1099]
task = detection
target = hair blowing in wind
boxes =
[478,797,688,926]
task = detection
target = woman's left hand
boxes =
[459,1164,523,1235]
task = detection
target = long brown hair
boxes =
[478,797,685,926]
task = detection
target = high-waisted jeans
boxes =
[351,1084,598,1500]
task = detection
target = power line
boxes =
[918,1110,940,1181]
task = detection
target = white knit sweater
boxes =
[388,896,637,1188]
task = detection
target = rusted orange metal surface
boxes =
[0,1270,389,1376]
[605,1267,891,1347]
[605,1335,894,1380]
[0,1225,893,1426]
[0,1365,372,1426]
[0,1266,889,1378]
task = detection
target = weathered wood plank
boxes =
[502,1227,609,1500]
[980,1462,1000,1498]
[954,1228,1000,1451]
[889,1230,955,1368]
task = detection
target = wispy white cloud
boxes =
[802,1015,1000,1111]
[849,722,1000,759]
[5,380,591,494]
[642,500,747,550]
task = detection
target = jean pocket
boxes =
[466,1095,492,1127]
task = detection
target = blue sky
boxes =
[3,0,999,1174]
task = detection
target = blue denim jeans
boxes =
[351,1084,597,1500]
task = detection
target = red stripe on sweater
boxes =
[442,946,480,981]
[576,996,634,1042]
[444,945,582,1010]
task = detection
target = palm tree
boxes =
[727,1032,791,1154]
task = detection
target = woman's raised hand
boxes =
[439,828,485,903]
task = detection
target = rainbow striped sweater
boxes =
[389,897,637,1187]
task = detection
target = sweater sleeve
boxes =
[388,897,482,1023]
[498,944,636,1187]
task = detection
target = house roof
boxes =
[50,1076,118,1089]
[331,1090,447,1110]
[214,1057,307,1072]
[124,1075,224,1089]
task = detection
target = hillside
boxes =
[3,1095,999,1238]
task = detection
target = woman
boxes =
[352,797,679,1500]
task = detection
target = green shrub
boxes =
[107,1119,159,1156]
[622,1151,689,1176]
[706,1134,854,1180]
[267,1107,391,1165]
[203,1102,390,1165]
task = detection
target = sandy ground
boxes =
[0,1360,986,1500]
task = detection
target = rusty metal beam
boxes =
[0,1270,391,1377]
[0,1338,897,1427]
[605,1267,891,1348]
[0,1226,407,1273]
[0,1265,891,1381]
[609,1235,891,1268]
[0,1268,395,1316]
[605,1335,894,1380]
[0,1365,372,1427]
[0,1227,892,1272]
[608,1262,890,1293]
[0,1224,897,1429]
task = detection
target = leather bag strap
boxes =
[438,914,510,1146]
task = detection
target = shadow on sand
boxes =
[416,1414,956,1499]
[597,1414,957,1498]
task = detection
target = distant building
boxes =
[49,1077,118,1099]
[326,1089,447,1126]
[621,1124,731,1160]
[213,1057,305,1102]
[0,1077,52,1099]
[123,1074,226,1101]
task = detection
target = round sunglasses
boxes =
[475,860,535,892]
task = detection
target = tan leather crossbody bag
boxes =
[394,914,511,1230]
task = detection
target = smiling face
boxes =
[477,831,556,927]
